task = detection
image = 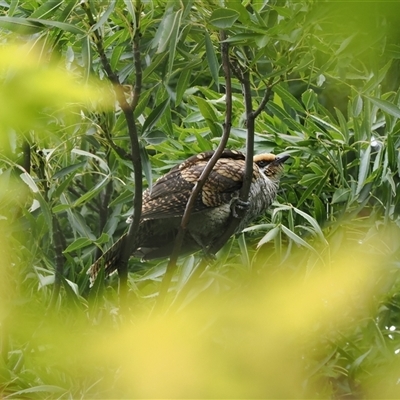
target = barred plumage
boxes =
[87,149,289,285]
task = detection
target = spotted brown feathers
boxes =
[87,149,289,285]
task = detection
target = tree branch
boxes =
[49,215,66,309]
[82,1,143,310]
[208,63,254,256]
[158,31,233,314]
[153,32,233,313]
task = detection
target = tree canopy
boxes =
[1,0,400,398]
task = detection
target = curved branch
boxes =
[154,30,233,314]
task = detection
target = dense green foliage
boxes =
[1,0,400,398]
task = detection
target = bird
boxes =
[87,149,289,285]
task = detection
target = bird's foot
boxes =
[231,198,250,218]
[200,248,217,263]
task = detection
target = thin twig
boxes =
[158,31,234,314]
[208,63,254,256]
[154,31,232,312]
[253,76,275,118]
[49,216,66,309]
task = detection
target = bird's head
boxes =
[253,153,290,181]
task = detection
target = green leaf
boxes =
[63,237,94,253]
[19,171,39,193]
[301,89,316,110]
[387,132,397,171]
[273,85,304,112]
[332,188,351,204]
[356,146,371,195]
[204,31,219,90]
[52,162,86,180]
[66,209,95,240]
[194,96,221,137]
[142,97,170,135]
[281,224,316,253]
[175,67,191,106]
[0,16,43,34]
[225,0,251,24]
[141,146,153,191]
[89,2,116,32]
[167,9,182,79]
[73,176,110,207]
[209,8,239,28]
[334,107,349,143]
[365,96,400,119]
[6,385,66,397]
[30,0,63,18]
[143,129,168,145]
[352,95,363,117]
[27,18,86,34]
[81,36,92,83]
[257,226,280,247]
[71,149,110,173]
[292,206,327,244]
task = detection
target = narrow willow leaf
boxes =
[81,36,92,83]
[0,16,42,34]
[141,146,152,192]
[27,18,86,34]
[273,84,304,112]
[332,188,351,204]
[292,206,327,244]
[176,68,191,106]
[30,0,63,18]
[154,8,176,53]
[52,204,71,213]
[144,129,168,145]
[352,95,363,117]
[366,96,400,119]
[52,161,86,179]
[66,209,95,239]
[312,194,325,225]
[267,102,304,131]
[356,146,371,195]
[71,149,110,173]
[90,2,116,32]
[6,385,65,397]
[334,107,349,142]
[387,132,396,171]
[167,9,182,78]
[225,0,251,24]
[302,89,316,110]
[19,172,39,193]
[142,97,170,135]
[73,176,110,207]
[281,225,316,253]
[257,226,280,247]
[194,96,220,136]
[194,96,218,121]
[308,114,342,135]
[209,8,239,28]
[363,60,392,93]
[63,237,93,253]
[205,31,219,90]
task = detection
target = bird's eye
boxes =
[257,160,270,168]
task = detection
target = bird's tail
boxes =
[87,234,127,287]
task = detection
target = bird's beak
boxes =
[275,154,290,165]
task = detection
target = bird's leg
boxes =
[201,248,217,262]
[231,198,250,218]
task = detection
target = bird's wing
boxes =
[141,150,247,220]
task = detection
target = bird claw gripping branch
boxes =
[87,149,289,286]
